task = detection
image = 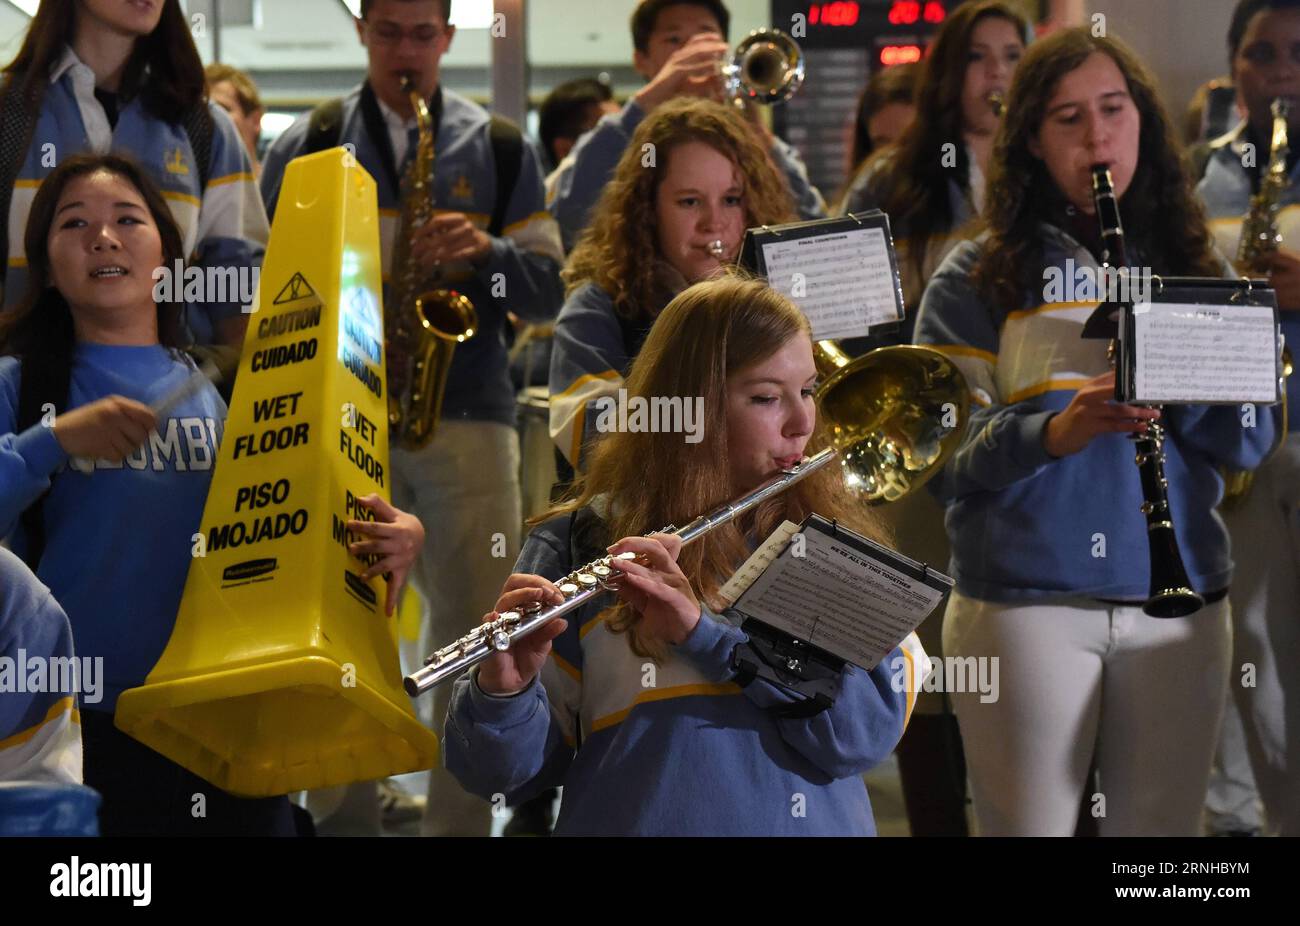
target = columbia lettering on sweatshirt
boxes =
[0,345,225,710]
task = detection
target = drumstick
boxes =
[150,346,240,417]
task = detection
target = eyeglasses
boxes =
[366,22,447,47]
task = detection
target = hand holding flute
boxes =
[475,534,702,696]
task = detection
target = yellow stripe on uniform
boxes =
[162,190,202,209]
[579,612,605,639]
[207,171,256,188]
[555,369,621,399]
[1004,299,1099,324]
[552,652,582,682]
[897,632,929,732]
[591,683,743,734]
[0,697,79,752]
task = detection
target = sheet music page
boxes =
[719,520,802,607]
[1133,302,1278,403]
[760,227,902,341]
[735,527,946,670]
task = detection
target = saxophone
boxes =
[1223,97,1293,507]
[1237,99,1291,271]
[385,76,477,451]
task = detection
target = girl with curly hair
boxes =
[548,97,796,471]
[913,28,1277,835]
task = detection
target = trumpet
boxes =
[404,449,838,695]
[721,28,804,107]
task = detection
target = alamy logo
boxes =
[592,389,704,444]
[891,655,1000,704]
[0,651,102,704]
[152,260,260,314]
[49,857,151,906]
[1042,259,1153,305]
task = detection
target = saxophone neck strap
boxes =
[358,81,444,200]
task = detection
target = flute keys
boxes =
[577,573,599,590]
[590,564,612,579]
[558,582,579,597]
[491,629,511,651]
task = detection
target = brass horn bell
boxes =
[814,342,969,504]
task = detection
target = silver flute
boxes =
[403,447,837,695]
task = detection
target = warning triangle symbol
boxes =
[272,272,317,305]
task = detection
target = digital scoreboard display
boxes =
[770,1,965,197]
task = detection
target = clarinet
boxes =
[1090,165,1204,618]
[404,448,838,695]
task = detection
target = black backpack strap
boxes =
[487,114,524,238]
[0,70,43,294]
[303,97,345,157]
[1187,140,1213,185]
[15,350,71,571]
[180,101,215,191]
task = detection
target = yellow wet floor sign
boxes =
[116,150,440,798]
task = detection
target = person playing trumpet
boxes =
[547,0,825,252]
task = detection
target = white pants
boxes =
[943,591,1231,836]
[392,420,523,837]
[1221,434,1300,835]
[1205,694,1263,833]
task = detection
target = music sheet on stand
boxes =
[732,526,945,670]
[760,226,900,341]
[1132,302,1278,403]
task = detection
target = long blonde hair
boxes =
[563,98,797,320]
[542,275,884,661]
